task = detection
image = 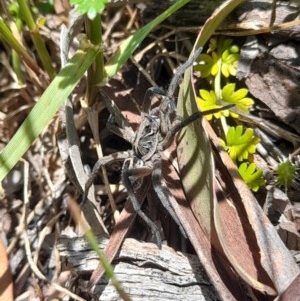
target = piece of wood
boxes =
[222,0,300,38]
[57,237,221,301]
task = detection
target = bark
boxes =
[57,237,221,301]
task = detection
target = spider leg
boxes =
[166,47,203,100]
[107,114,135,144]
[142,86,166,114]
[83,151,131,203]
[151,154,187,239]
[122,158,162,248]
[156,48,203,136]
[160,104,235,150]
[143,48,203,115]
[100,90,135,143]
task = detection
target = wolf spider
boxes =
[83,48,230,247]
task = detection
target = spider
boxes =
[83,48,231,247]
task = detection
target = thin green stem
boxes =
[12,48,24,83]
[17,0,56,79]
[11,23,24,83]
[84,14,119,220]
[68,199,131,301]
[85,14,105,106]
[84,229,131,301]
[220,115,229,135]
[214,59,222,99]
[214,58,229,135]
[8,3,24,83]
[0,18,42,76]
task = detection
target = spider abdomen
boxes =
[134,114,160,161]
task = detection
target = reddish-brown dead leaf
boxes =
[0,237,13,301]
[208,121,300,296]
[161,151,248,301]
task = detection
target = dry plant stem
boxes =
[219,19,300,36]
[130,57,157,87]
[87,108,119,221]
[102,8,124,41]
[7,195,47,254]
[254,129,285,163]
[21,160,86,301]
[269,0,277,27]
[238,112,300,146]
[7,199,27,255]
[125,5,139,31]
[133,26,197,62]
[41,151,56,197]
[133,28,195,63]
[291,146,300,158]
[33,212,64,266]
[149,42,177,72]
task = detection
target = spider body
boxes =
[111,89,186,247]
[134,113,160,161]
[83,48,230,247]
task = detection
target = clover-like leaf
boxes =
[197,89,230,120]
[221,83,254,114]
[195,52,219,78]
[196,38,240,79]
[219,39,240,77]
[238,162,264,192]
[225,125,260,162]
[221,49,239,77]
[70,0,109,18]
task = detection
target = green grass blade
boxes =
[105,0,191,78]
[0,45,100,183]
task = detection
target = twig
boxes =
[21,159,86,301]
[86,106,120,222]
[33,211,64,265]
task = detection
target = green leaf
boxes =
[197,89,232,120]
[238,162,264,192]
[197,89,226,120]
[220,41,240,77]
[0,45,100,183]
[70,0,109,17]
[221,83,254,113]
[225,125,260,162]
[195,52,218,77]
[195,37,240,78]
